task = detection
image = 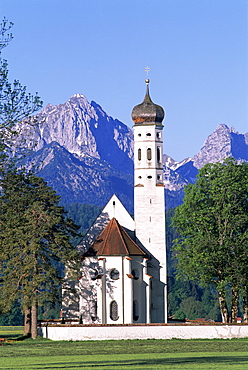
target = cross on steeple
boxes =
[145,66,150,76]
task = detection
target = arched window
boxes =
[157,146,161,163]
[133,300,139,321]
[110,300,119,321]
[138,148,141,161]
[147,148,152,161]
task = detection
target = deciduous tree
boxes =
[172,158,248,323]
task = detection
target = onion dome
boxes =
[132,79,164,125]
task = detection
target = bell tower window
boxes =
[157,146,161,163]
[138,148,141,161]
[147,148,152,161]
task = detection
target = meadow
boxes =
[0,327,248,369]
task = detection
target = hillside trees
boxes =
[0,169,81,338]
[172,158,248,323]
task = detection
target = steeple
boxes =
[131,79,164,125]
[132,77,167,323]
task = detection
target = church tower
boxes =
[63,78,167,325]
[132,79,167,323]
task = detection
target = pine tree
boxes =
[0,169,81,338]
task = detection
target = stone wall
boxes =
[38,324,248,341]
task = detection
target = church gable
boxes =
[77,194,134,255]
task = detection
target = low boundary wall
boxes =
[38,324,248,341]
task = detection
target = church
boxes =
[62,79,167,324]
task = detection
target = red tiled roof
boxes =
[83,218,146,257]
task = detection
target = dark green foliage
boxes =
[179,297,205,320]
[0,301,23,326]
[38,302,61,321]
[172,158,248,323]
[167,206,221,322]
[63,203,102,244]
[0,169,81,336]
[166,207,180,276]
[167,275,221,321]
[0,169,81,311]
[173,310,186,320]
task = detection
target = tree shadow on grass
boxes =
[0,334,30,343]
[20,355,248,369]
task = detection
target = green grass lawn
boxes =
[0,326,23,339]
[0,327,248,369]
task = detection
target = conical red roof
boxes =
[83,218,146,257]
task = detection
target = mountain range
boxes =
[17,94,248,212]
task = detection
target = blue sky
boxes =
[1,0,247,161]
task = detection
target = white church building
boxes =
[62,79,167,324]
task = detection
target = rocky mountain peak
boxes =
[15,94,247,210]
[19,94,134,173]
[192,124,248,169]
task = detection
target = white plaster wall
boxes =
[132,257,147,323]
[103,256,134,325]
[39,325,248,341]
[133,126,163,188]
[104,256,123,324]
[103,195,134,231]
[78,257,101,324]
